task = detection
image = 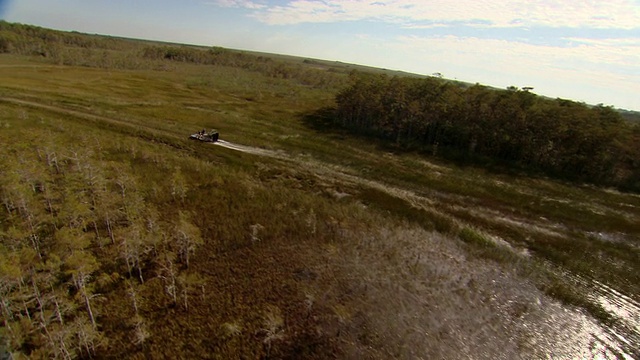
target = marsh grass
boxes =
[1,33,638,358]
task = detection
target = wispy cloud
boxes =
[563,37,640,47]
[401,23,453,30]
[205,0,267,10]
[216,0,640,29]
[391,34,640,104]
[398,34,639,70]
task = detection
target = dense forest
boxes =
[334,74,640,190]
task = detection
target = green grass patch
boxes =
[355,187,457,234]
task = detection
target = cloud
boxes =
[563,37,640,47]
[205,0,266,10]
[216,0,640,29]
[395,34,640,75]
[401,23,453,30]
[389,34,639,107]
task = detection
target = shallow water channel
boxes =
[574,274,639,358]
[536,262,640,359]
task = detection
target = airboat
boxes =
[189,129,219,142]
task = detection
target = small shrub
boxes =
[459,227,493,247]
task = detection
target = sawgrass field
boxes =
[1,23,639,358]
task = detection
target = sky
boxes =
[1,0,639,110]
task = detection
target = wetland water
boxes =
[570,273,640,359]
[213,138,639,358]
[531,249,639,359]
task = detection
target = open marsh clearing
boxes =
[1,49,639,358]
[224,138,640,358]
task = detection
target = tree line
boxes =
[0,21,133,56]
[0,21,346,88]
[334,74,640,191]
[141,45,345,88]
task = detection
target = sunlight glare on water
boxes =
[531,282,639,359]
